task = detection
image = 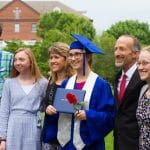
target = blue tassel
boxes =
[83,53,86,75]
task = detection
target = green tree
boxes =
[106,20,150,45]
[93,20,150,84]
[30,41,50,77]
[3,12,96,77]
[37,11,96,40]
[4,40,26,53]
[93,32,116,83]
[34,11,96,76]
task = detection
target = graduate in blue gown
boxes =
[43,34,115,150]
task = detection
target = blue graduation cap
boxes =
[70,34,104,75]
[70,33,104,54]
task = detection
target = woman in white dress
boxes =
[0,47,48,150]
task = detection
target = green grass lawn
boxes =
[105,131,113,150]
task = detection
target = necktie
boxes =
[118,74,126,101]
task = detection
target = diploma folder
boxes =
[53,88,86,113]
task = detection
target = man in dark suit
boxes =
[113,35,146,150]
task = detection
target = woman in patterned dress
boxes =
[0,47,48,150]
[136,46,150,150]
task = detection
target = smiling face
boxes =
[49,53,66,73]
[137,50,150,82]
[114,36,139,72]
[14,51,31,74]
[67,49,84,72]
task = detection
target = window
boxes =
[24,40,36,45]
[14,23,20,32]
[13,7,21,19]
[31,24,36,32]
[28,40,36,45]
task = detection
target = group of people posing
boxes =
[0,25,149,150]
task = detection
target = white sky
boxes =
[56,0,150,33]
[1,0,150,33]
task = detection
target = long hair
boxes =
[10,47,42,81]
[48,42,74,84]
[142,45,150,53]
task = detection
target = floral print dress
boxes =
[136,92,150,150]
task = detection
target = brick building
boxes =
[0,0,87,48]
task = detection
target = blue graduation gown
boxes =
[42,76,115,150]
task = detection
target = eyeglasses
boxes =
[68,52,85,59]
[136,61,150,67]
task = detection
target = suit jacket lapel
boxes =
[114,71,122,109]
[123,69,140,99]
[118,69,141,109]
[115,69,141,108]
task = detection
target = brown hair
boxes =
[142,46,150,53]
[86,53,92,67]
[10,47,42,81]
[48,42,74,83]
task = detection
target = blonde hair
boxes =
[48,42,74,83]
[141,46,150,53]
[10,47,42,81]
